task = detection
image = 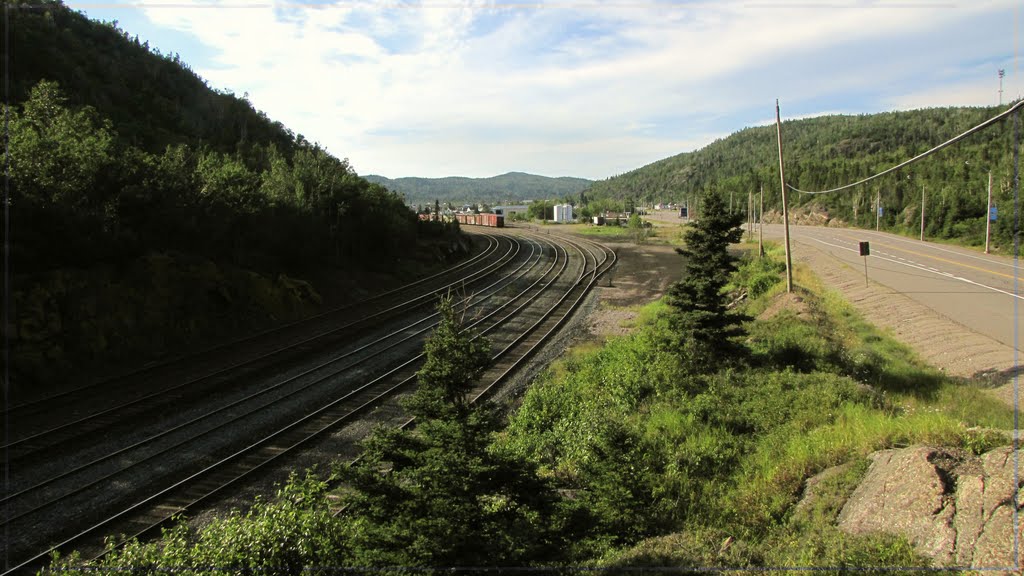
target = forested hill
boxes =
[4,0,462,392]
[586,106,1020,245]
[4,0,439,274]
[365,172,592,204]
[5,0,296,155]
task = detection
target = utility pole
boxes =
[759,185,764,257]
[920,185,926,242]
[985,170,993,253]
[875,188,881,231]
[775,99,793,293]
[749,188,757,241]
[999,69,1005,106]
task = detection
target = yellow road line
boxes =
[828,230,1016,280]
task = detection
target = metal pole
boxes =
[986,170,993,253]
[759,185,764,257]
[775,99,793,293]
[920,185,925,242]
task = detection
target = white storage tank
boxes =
[553,204,574,223]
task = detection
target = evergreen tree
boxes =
[342,296,561,570]
[666,191,747,372]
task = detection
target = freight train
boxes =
[455,213,504,228]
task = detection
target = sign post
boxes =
[859,241,870,287]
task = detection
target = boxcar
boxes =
[456,213,504,228]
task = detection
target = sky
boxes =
[65,0,1024,180]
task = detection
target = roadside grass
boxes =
[504,240,1013,569]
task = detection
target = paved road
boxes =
[758,224,1023,352]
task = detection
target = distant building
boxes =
[553,204,574,223]
[493,205,529,218]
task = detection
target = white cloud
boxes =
[113,0,1022,178]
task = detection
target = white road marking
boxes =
[843,228,1020,270]
[808,237,1024,302]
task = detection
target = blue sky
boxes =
[66,0,1022,180]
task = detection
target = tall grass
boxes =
[504,240,1013,568]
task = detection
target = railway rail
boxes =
[2,228,615,575]
[3,236,516,458]
[2,234,503,428]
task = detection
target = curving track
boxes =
[1,227,615,575]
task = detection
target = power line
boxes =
[787,98,1024,196]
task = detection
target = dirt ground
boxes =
[579,240,683,339]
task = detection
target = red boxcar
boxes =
[456,213,504,228]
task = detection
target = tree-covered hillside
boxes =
[365,171,592,204]
[585,106,1020,247]
[3,0,463,393]
[4,0,297,156]
[4,0,446,274]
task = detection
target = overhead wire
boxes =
[786,99,1024,195]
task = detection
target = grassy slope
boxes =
[500,242,1013,569]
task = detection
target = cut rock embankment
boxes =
[834,445,1020,569]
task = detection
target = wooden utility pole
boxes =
[875,188,881,231]
[747,189,753,242]
[985,171,993,253]
[920,185,925,242]
[758,185,764,257]
[775,99,793,293]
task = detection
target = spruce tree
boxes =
[342,296,561,569]
[666,191,747,372]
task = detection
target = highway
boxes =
[760,224,1023,353]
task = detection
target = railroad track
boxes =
[2,235,549,512]
[2,229,614,574]
[2,235,518,460]
[1,234,503,430]
[328,230,617,514]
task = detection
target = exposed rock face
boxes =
[837,445,1021,569]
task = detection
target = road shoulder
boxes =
[788,236,1019,408]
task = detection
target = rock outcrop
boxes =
[837,445,1021,569]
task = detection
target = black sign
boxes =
[859,241,870,256]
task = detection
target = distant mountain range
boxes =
[364,172,592,205]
